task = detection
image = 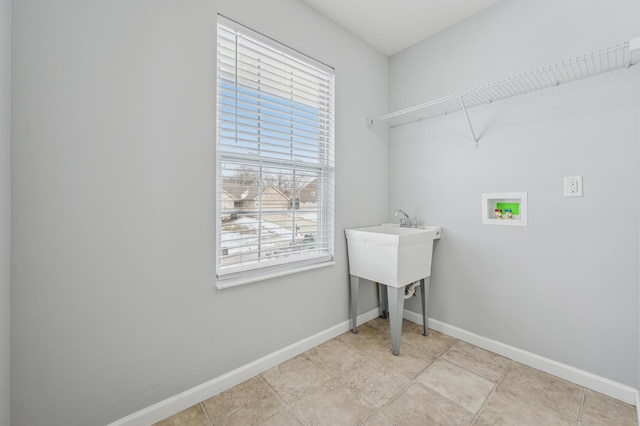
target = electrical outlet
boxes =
[564,176,583,197]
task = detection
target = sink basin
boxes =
[345,223,441,288]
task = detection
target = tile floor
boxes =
[155,317,638,426]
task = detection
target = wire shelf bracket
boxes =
[459,96,478,148]
[368,37,640,148]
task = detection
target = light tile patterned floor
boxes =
[155,317,637,426]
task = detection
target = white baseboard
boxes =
[107,307,381,426]
[403,310,638,406]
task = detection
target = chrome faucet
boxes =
[394,209,417,228]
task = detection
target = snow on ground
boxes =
[221,215,299,251]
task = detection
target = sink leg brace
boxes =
[460,96,479,149]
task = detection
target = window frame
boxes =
[215,16,335,288]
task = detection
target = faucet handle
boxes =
[411,219,418,228]
[400,218,407,227]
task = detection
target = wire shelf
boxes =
[368,39,640,129]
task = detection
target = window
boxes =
[216,16,335,288]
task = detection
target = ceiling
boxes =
[300,0,501,56]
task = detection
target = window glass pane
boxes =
[219,164,323,266]
[216,16,334,282]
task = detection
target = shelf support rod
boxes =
[459,96,479,148]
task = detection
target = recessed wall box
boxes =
[482,192,528,226]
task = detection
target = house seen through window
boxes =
[216,16,335,286]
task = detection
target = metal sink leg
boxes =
[350,275,359,333]
[387,285,405,356]
[420,277,430,336]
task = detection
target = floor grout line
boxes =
[578,387,587,426]
[577,386,586,425]
[258,355,331,426]
[470,360,511,425]
[199,402,214,426]
[494,382,582,424]
[501,360,589,423]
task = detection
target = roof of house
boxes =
[222,185,259,201]
[222,185,291,201]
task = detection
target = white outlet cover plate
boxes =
[564,176,583,197]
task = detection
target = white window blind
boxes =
[216,16,335,287]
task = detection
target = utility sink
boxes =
[345,223,442,355]
[345,223,441,288]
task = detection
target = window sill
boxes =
[216,260,336,289]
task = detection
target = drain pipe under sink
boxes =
[404,282,419,299]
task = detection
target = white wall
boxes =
[10,1,388,425]
[0,0,10,424]
[389,0,640,387]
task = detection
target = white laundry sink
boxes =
[345,223,441,288]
